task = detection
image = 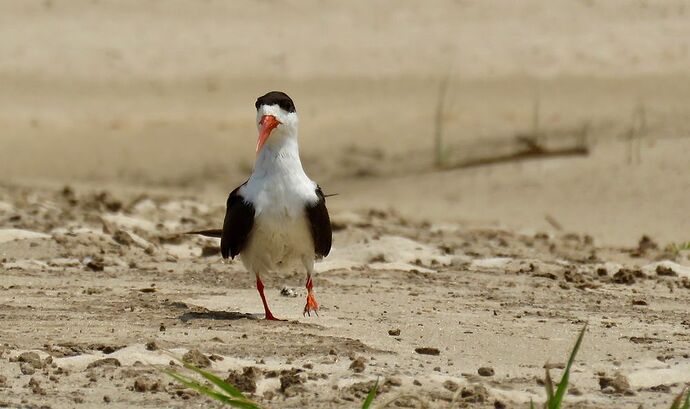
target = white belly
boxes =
[240,210,314,273]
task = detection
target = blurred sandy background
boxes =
[2,0,690,245]
[3,3,690,408]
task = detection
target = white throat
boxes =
[253,130,305,179]
[243,126,319,219]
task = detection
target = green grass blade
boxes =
[530,398,536,409]
[164,369,263,409]
[183,362,247,400]
[361,378,379,409]
[671,388,689,409]
[164,369,210,394]
[549,324,587,409]
[164,370,237,405]
[670,393,682,409]
[544,368,555,403]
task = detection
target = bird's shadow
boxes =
[179,310,259,323]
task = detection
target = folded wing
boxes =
[221,183,255,259]
[305,186,332,258]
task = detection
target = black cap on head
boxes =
[255,91,296,113]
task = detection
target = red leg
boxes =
[303,276,319,317]
[256,276,282,321]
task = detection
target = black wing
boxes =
[220,182,255,259]
[305,186,332,258]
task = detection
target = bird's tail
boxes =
[184,229,223,238]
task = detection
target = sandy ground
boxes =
[2,0,690,408]
[1,187,690,409]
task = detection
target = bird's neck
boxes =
[253,134,306,179]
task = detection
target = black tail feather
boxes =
[185,229,223,238]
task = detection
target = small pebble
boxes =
[414,347,440,356]
[349,357,366,373]
[443,380,458,392]
[280,287,298,297]
[182,349,211,368]
[478,367,495,376]
[134,376,161,392]
[18,352,44,369]
[20,362,35,375]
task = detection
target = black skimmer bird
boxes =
[191,91,332,320]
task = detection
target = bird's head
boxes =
[254,91,298,154]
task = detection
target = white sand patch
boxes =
[163,243,201,259]
[10,350,51,361]
[3,259,50,270]
[0,201,14,213]
[128,231,154,249]
[131,198,158,215]
[517,228,550,238]
[369,262,435,273]
[102,213,157,232]
[330,211,368,227]
[642,260,690,279]
[626,359,690,388]
[160,220,182,232]
[161,200,210,215]
[450,255,472,267]
[110,345,187,366]
[470,257,513,270]
[489,388,541,405]
[48,258,82,267]
[315,259,359,273]
[0,229,50,244]
[106,257,130,268]
[51,227,110,238]
[328,235,452,267]
[53,345,187,371]
[430,223,461,234]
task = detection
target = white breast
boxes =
[238,141,318,274]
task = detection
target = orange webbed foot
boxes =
[303,291,319,317]
[303,276,319,317]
